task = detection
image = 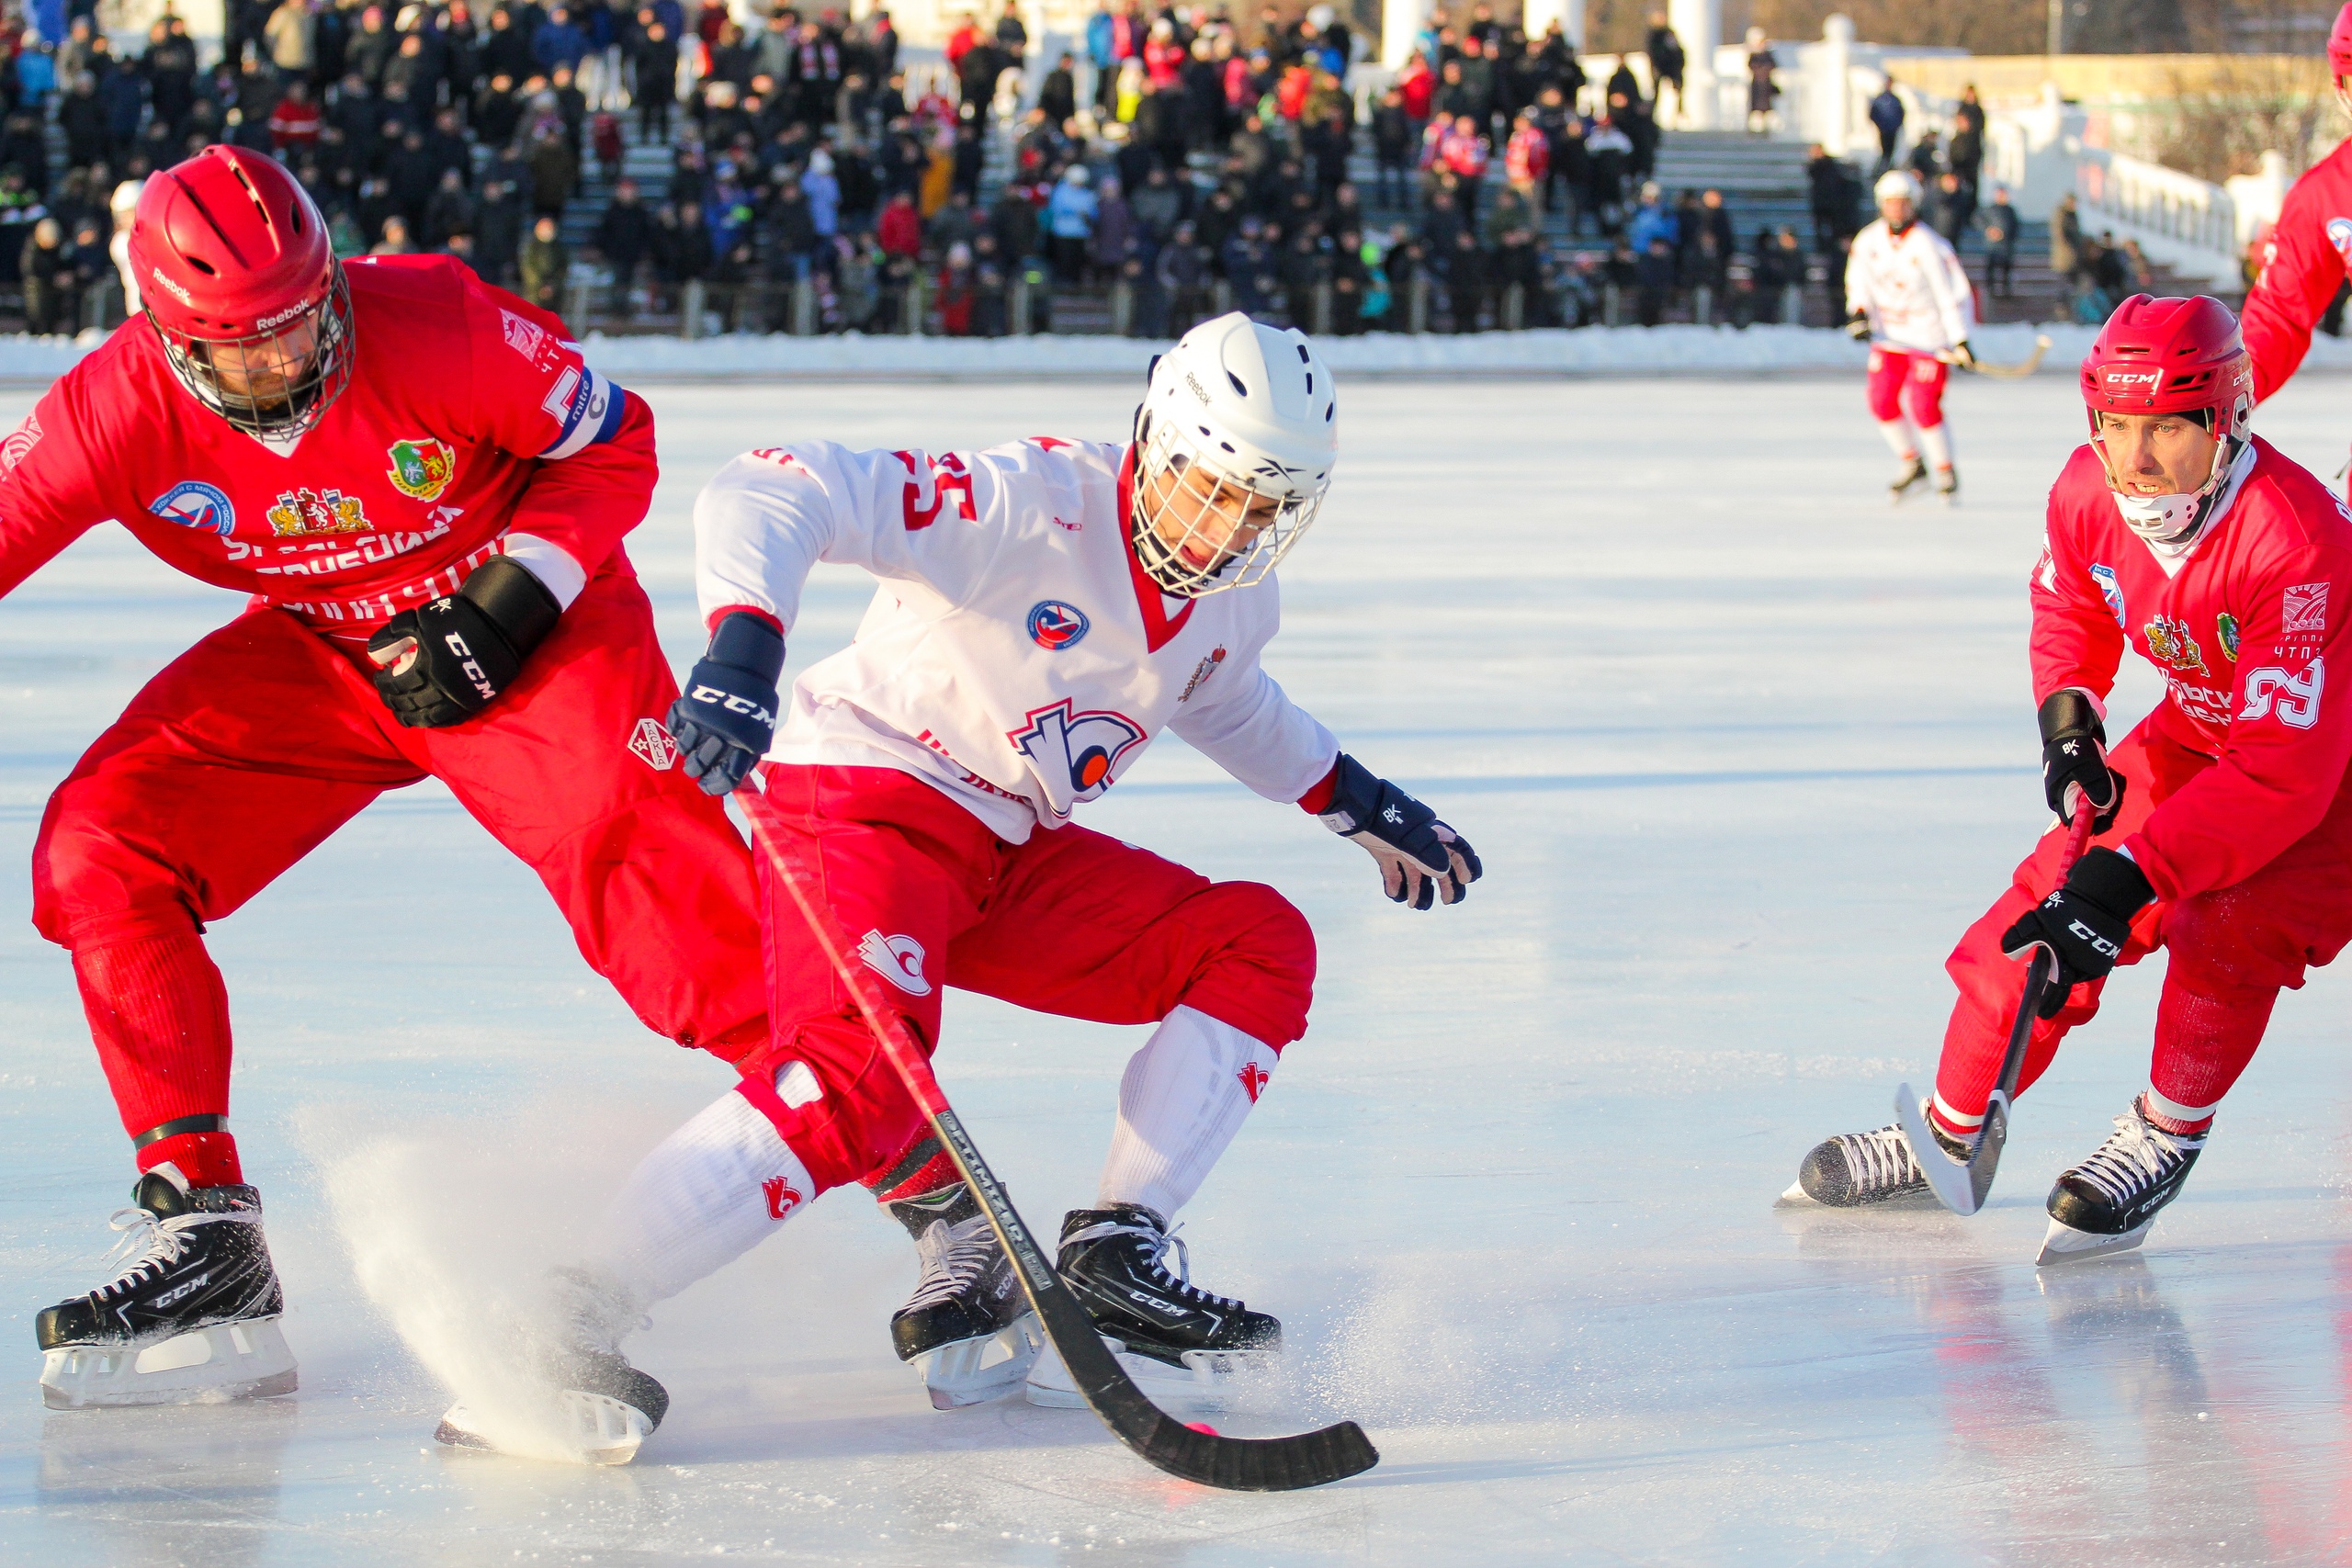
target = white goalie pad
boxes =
[913,1311,1043,1410]
[434,1389,651,1467]
[1023,1333,1275,1414]
[40,1318,298,1410]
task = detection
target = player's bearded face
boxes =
[2095,411,2219,497]
[1143,456,1283,574]
[196,316,322,419]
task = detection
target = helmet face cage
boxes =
[153,262,356,439]
[1131,406,1329,598]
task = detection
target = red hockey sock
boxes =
[2145,982,2273,1136]
[863,1132,960,1205]
[75,932,243,1187]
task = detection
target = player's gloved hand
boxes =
[2039,689,2127,833]
[1317,753,1482,910]
[1999,848,2154,1018]
[1949,338,1977,368]
[665,611,784,796]
[365,556,561,728]
[1844,310,1871,341]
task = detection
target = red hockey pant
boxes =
[1867,347,1950,429]
[733,763,1316,1196]
[1934,712,2352,1122]
[34,565,769,1155]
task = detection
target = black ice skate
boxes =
[887,1185,1041,1410]
[1890,456,1929,503]
[36,1165,297,1410]
[1024,1204,1280,1412]
[2037,1097,2205,1267]
[1935,467,1961,506]
[1783,1120,1969,1209]
[434,1266,670,1465]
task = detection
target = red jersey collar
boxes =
[1117,444,1195,653]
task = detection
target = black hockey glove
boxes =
[2039,689,2127,833]
[1999,848,2154,1018]
[665,611,784,796]
[1317,753,1483,910]
[1844,310,1871,341]
[1949,339,1976,369]
[365,556,561,729]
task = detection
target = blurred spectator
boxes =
[1635,234,1674,325]
[371,213,418,254]
[1045,163,1096,280]
[1868,77,1903,174]
[1929,171,1973,249]
[20,217,80,333]
[1643,11,1682,121]
[1980,184,2018,298]
[1950,85,1985,188]
[518,210,568,309]
[1743,29,1777,136]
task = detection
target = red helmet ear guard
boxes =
[2079,293,2254,446]
[128,146,354,437]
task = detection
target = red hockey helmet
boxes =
[2079,293,2252,443]
[2331,1,2352,78]
[128,146,354,438]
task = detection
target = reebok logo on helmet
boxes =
[148,266,193,305]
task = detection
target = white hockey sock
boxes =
[1877,420,1917,461]
[1918,422,1954,471]
[585,1080,818,1309]
[1097,1005,1281,1219]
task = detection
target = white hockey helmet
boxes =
[1874,168,1922,209]
[1132,312,1338,597]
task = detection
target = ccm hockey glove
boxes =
[2000,848,2155,1018]
[665,611,783,796]
[365,556,561,728]
[1844,310,1871,341]
[1317,753,1483,910]
[2039,689,2127,833]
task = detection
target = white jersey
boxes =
[1846,219,1974,356]
[693,437,1340,843]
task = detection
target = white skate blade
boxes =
[1774,1179,1942,1213]
[1776,1180,1815,1207]
[40,1318,298,1410]
[2036,1214,2155,1268]
[914,1311,1042,1410]
[1896,1081,1986,1216]
[1023,1333,1273,1413]
[434,1389,651,1466]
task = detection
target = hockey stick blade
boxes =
[735,784,1379,1491]
[1894,1080,1982,1215]
[1946,333,2052,380]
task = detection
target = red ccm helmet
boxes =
[2080,294,2254,540]
[128,146,354,438]
[2331,1,2352,80]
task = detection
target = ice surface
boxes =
[4,373,2352,1565]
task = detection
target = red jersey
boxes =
[2031,435,2352,899]
[0,254,653,645]
[2239,138,2352,401]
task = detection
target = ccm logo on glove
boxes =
[667,612,786,796]
[366,557,561,728]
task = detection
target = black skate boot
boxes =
[434,1266,670,1464]
[36,1166,296,1409]
[1024,1204,1279,1411]
[2038,1097,2205,1267]
[886,1185,1040,1410]
[1935,466,1961,506]
[1890,456,1929,503]
[1785,1120,1970,1208]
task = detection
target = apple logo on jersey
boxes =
[1027,599,1091,650]
[147,480,236,536]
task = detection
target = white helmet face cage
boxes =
[1130,314,1338,599]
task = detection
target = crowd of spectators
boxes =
[0,0,1846,338]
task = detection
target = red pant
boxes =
[36,564,769,1145]
[1935,711,2352,1121]
[1867,347,1949,428]
[734,763,1316,1195]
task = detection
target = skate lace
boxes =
[1067,1218,1241,1312]
[904,1214,1002,1314]
[2071,1111,2195,1207]
[1838,1127,1922,1194]
[91,1206,240,1303]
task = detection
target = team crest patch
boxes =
[1237,1061,1270,1103]
[628,717,678,771]
[2143,615,2208,675]
[1027,599,1091,650]
[2284,581,2330,635]
[2329,218,2352,258]
[499,308,550,364]
[1010,698,1147,801]
[2218,612,2241,661]
[2090,564,2126,628]
[148,479,235,536]
[858,931,932,996]
[0,412,40,479]
[386,438,457,502]
[1178,646,1227,703]
[266,487,369,537]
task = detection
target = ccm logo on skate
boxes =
[859,931,932,996]
[153,1271,211,1308]
[761,1175,804,1220]
[1027,600,1091,650]
[2241,659,2324,729]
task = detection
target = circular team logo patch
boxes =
[1027,599,1091,650]
[2329,217,2352,258]
[147,480,235,536]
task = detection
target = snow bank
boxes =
[10,320,2351,383]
